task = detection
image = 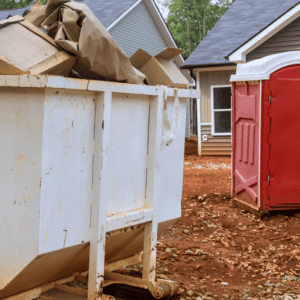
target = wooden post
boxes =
[88,92,112,300]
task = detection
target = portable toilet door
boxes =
[231,51,300,213]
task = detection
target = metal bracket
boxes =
[104,271,177,299]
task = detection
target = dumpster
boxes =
[0,75,200,300]
[231,51,300,214]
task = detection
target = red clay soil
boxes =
[56,138,300,300]
[154,138,300,300]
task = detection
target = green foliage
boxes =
[0,0,48,11]
[166,0,232,59]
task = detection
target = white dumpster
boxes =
[0,75,200,300]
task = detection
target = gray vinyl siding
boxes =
[108,0,168,58]
[247,16,300,62]
[185,100,190,139]
[201,125,232,155]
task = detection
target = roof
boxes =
[230,51,300,82]
[0,0,137,28]
[183,0,300,69]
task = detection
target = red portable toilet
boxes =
[231,51,300,214]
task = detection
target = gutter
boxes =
[181,62,236,70]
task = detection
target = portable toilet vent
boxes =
[231,51,300,213]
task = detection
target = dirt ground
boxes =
[111,138,300,300]
[153,138,300,300]
[44,138,300,300]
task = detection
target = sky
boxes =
[154,0,170,20]
[154,0,232,21]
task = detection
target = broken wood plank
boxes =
[54,284,87,297]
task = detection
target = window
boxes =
[211,85,232,136]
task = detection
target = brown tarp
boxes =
[25,0,144,84]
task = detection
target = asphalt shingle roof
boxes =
[183,0,300,68]
[0,0,138,28]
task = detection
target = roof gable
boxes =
[79,0,137,28]
[183,0,300,68]
[109,1,167,57]
[0,0,137,28]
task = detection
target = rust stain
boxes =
[20,248,23,253]
[15,153,27,177]
[18,225,22,232]
[59,200,62,214]
[15,110,21,116]
[65,117,68,123]
[22,193,25,201]
[28,195,31,201]
[5,219,9,231]
[17,154,27,164]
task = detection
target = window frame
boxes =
[211,84,232,136]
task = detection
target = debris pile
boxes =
[156,192,300,300]
[0,0,189,88]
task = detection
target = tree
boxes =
[166,0,232,59]
[0,0,47,11]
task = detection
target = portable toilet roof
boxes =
[231,51,300,82]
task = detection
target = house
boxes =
[0,0,193,138]
[182,0,300,155]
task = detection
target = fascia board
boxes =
[228,3,300,63]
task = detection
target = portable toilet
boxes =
[231,51,300,214]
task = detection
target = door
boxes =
[267,65,300,208]
[232,82,260,207]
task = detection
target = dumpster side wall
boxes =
[156,96,186,224]
[38,89,95,255]
[106,93,151,216]
[0,87,44,290]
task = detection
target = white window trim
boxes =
[211,84,232,136]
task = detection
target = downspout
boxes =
[189,69,196,83]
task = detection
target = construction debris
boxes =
[20,0,145,84]
[130,47,190,88]
[23,0,45,28]
[0,0,188,88]
[0,15,76,76]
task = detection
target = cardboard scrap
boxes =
[130,47,190,89]
[0,15,75,76]
[36,0,145,84]
[23,0,45,28]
